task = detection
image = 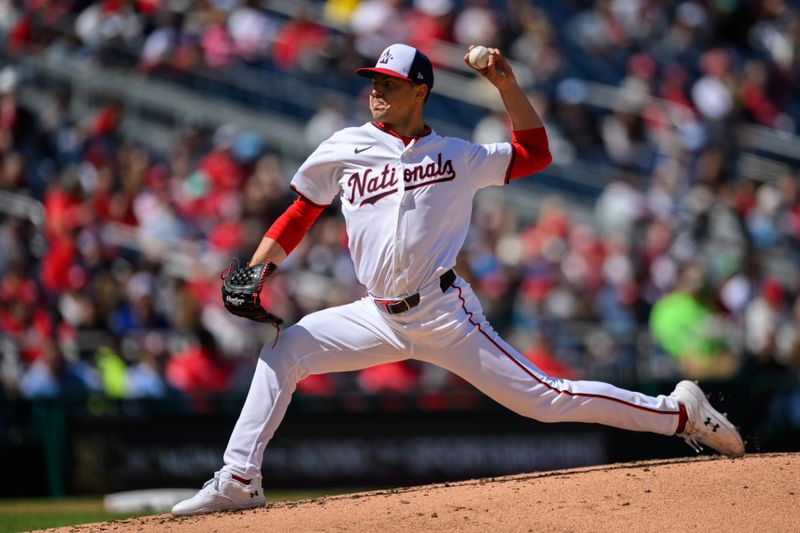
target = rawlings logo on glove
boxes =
[225,295,246,306]
[221,259,284,327]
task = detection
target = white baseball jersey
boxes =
[290,122,512,298]
[220,122,684,481]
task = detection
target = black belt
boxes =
[374,269,456,315]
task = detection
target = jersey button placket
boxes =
[394,147,409,296]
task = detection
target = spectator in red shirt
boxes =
[405,0,455,54]
[523,333,577,380]
[41,170,88,295]
[166,328,233,399]
[272,6,328,73]
[197,124,244,194]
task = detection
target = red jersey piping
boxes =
[370,122,432,143]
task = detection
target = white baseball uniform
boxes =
[221,122,682,479]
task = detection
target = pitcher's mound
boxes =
[51,453,799,532]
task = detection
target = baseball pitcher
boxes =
[172,44,744,516]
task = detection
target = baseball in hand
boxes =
[468,46,490,69]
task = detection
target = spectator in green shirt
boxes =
[650,260,740,379]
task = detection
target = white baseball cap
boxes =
[356,43,434,90]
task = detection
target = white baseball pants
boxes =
[223,275,681,479]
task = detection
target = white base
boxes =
[104,488,200,513]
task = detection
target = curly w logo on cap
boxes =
[378,48,394,65]
[356,43,434,90]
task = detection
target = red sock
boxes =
[232,475,250,485]
[675,403,688,434]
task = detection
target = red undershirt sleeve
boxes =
[505,127,553,184]
[264,196,326,255]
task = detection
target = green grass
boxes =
[0,511,147,532]
[0,489,369,532]
[0,497,144,532]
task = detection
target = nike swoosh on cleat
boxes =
[354,146,373,154]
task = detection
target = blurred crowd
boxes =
[1,0,800,406]
[0,77,368,403]
[2,0,800,131]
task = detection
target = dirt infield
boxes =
[48,453,798,533]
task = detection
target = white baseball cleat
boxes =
[171,471,266,516]
[670,380,745,458]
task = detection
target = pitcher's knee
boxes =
[257,326,310,381]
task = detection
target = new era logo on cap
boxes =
[356,44,434,89]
